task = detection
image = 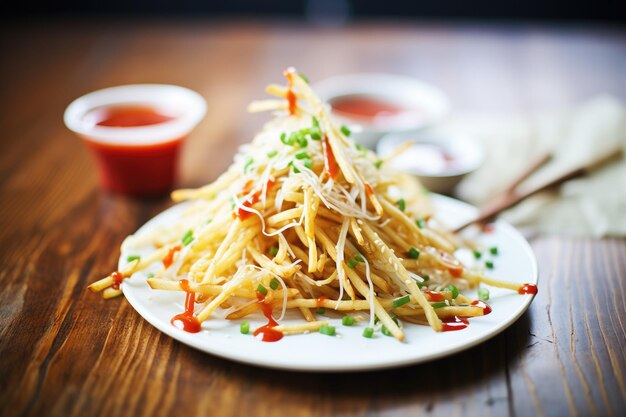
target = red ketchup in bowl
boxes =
[65,85,206,196]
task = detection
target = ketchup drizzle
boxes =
[284,68,297,116]
[316,295,329,308]
[322,136,339,180]
[253,292,283,342]
[471,300,492,315]
[425,290,445,302]
[236,179,276,220]
[170,279,201,333]
[163,245,182,268]
[441,316,469,332]
[111,271,125,290]
[518,283,538,295]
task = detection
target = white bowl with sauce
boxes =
[313,73,450,148]
[377,131,484,195]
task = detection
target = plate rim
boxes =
[121,194,538,372]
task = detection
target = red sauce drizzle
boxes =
[316,295,329,308]
[438,250,464,277]
[471,300,492,315]
[253,292,283,342]
[284,68,297,116]
[162,245,182,268]
[90,105,175,127]
[518,283,538,295]
[425,290,445,302]
[441,316,469,332]
[482,223,496,233]
[364,182,374,196]
[236,178,276,220]
[322,136,339,180]
[111,271,125,290]
[170,279,201,333]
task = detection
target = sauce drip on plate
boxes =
[253,292,283,342]
[518,283,538,295]
[170,279,201,333]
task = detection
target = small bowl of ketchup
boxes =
[64,84,207,196]
[314,73,450,148]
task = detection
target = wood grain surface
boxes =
[1,19,625,417]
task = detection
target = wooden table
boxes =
[1,20,625,417]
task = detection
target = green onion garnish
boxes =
[447,284,459,299]
[127,255,140,263]
[431,301,447,309]
[396,198,406,212]
[485,260,494,269]
[319,324,336,336]
[243,157,254,173]
[298,73,309,83]
[490,246,499,255]
[340,125,351,136]
[392,295,410,308]
[374,160,383,169]
[312,116,320,128]
[407,248,420,259]
[268,246,278,257]
[240,321,250,334]
[295,150,309,159]
[270,277,280,290]
[342,316,355,326]
[280,132,290,145]
[181,229,194,246]
[381,326,392,337]
[478,287,490,301]
[422,275,430,282]
[416,218,426,229]
[310,131,321,140]
[147,273,154,278]
[267,150,278,158]
[304,159,312,169]
[317,308,326,315]
[363,327,374,338]
[354,253,365,263]
[346,258,358,269]
[473,250,482,259]
[256,284,268,296]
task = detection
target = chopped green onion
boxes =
[490,246,499,255]
[416,218,426,229]
[243,157,254,173]
[206,218,213,224]
[407,248,420,259]
[363,327,374,338]
[295,150,309,159]
[268,246,278,257]
[303,159,312,169]
[319,324,336,336]
[267,150,278,158]
[310,131,321,140]
[374,160,383,169]
[396,198,406,212]
[317,308,326,315]
[485,260,494,269]
[147,273,154,278]
[256,284,268,296]
[181,229,194,246]
[346,258,358,269]
[473,250,482,259]
[280,132,290,145]
[270,277,280,290]
[392,295,410,308]
[240,321,250,334]
[342,316,355,326]
[340,125,351,136]
[431,301,447,309]
[447,284,459,299]
[354,253,365,263]
[374,316,380,324]
[478,287,490,301]
[296,136,308,147]
[381,326,392,337]
[127,255,140,263]
[298,73,309,83]
[422,275,430,282]
[355,143,364,151]
[312,116,320,128]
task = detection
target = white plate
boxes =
[120,195,537,372]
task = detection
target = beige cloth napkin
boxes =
[443,95,626,237]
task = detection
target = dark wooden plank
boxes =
[1,20,625,417]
